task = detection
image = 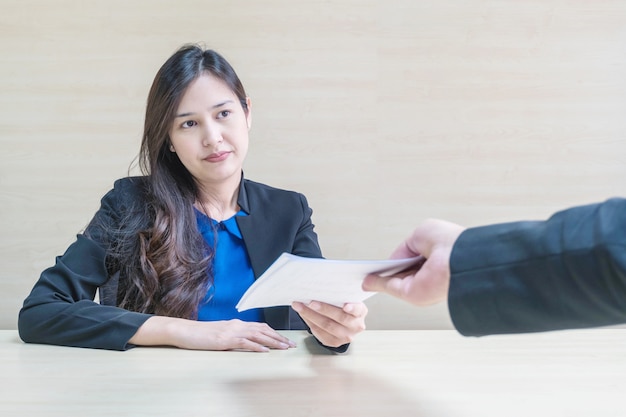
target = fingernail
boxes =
[288,340,297,348]
[292,302,302,312]
[309,301,320,311]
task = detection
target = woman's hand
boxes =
[292,301,368,347]
[130,317,296,352]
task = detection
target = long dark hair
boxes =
[114,44,249,318]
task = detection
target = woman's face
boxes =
[169,73,251,190]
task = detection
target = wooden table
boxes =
[1,329,624,416]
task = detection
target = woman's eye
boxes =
[181,120,197,128]
[218,110,230,119]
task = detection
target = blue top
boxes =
[195,208,263,323]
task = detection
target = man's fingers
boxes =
[362,274,392,292]
[362,275,404,297]
[363,274,409,298]
[389,241,419,260]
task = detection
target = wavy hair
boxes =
[114,44,249,318]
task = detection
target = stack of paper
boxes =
[236,253,423,311]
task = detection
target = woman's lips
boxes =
[205,151,230,162]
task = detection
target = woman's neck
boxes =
[195,176,241,221]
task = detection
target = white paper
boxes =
[236,253,424,311]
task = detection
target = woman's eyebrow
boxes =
[174,100,235,118]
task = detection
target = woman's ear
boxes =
[245,97,252,130]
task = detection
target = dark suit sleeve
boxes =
[18,179,152,350]
[448,198,626,336]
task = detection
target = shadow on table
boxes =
[227,336,440,417]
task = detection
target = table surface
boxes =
[1,329,625,417]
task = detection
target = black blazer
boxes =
[18,176,324,350]
[448,197,626,336]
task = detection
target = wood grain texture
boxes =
[2,329,626,416]
[1,0,625,329]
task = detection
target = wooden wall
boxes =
[1,0,625,330]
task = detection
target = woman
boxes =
[18,44,367,352]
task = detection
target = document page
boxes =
[236,253,424,311]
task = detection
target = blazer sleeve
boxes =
[448,197,626,336]
[18,179,152,350]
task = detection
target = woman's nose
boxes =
[202,123,222,146]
